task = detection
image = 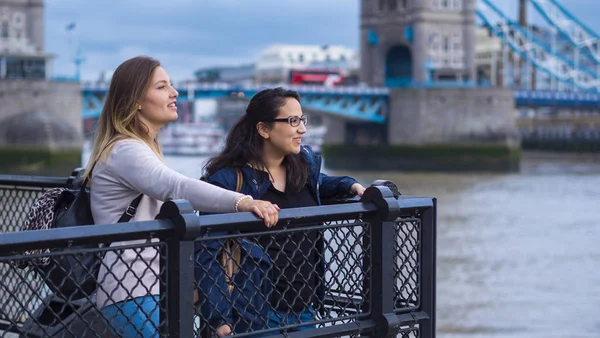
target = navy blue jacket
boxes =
[207,146,358,203]
[196,146,358,333]
[195,239,272,335]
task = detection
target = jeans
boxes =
[101,295,160,338]
[258,306,316,336]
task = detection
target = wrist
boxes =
[234,195,252,212]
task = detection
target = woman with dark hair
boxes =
[201,87,366,336]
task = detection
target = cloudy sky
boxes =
[43,0,599,82]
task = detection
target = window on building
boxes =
[1,21,9,38]
[402,0,408,9]
[378,0,385,11]
[13,12,23,25]
[442,0,449,8]
[299,53,304,62]
[340,54,346,61]
[6,58,46,79]
[388,0,397,10]
[15,29,21,39]
[443,36,450,52]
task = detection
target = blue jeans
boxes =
[101,295,160,338]
[260,306,316,336]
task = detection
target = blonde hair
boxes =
[84,56,163,184]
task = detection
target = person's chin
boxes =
[167,112,178,121]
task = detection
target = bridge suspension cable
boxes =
[476,0,600,92]
[528,0,600,66]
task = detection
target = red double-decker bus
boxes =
[288,69,344,86]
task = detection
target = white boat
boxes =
[303,125,327,153]
[159,121,327,156]
[159,122,226,156]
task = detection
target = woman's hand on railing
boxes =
[236,198,280,227]
[350,183,366,197]
[216,324,233,336]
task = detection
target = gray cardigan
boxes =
[90,139,243,308]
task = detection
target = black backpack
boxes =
[19,168,142,300]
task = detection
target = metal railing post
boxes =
[419,198,437,338]
[156,199,202,337]
[360,185,403,337]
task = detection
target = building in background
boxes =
[0,0,82,176]
[194,63,255,84]
[0,0,53,79]
[475,26,502,86]
[192,44,358,86]
[254,44,357,84]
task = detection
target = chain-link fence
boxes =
[0,174,74,335]
[394,217,421,313]
[0,241,167,338]
[193,218,371,337]
[0,175,70,234]
[0,173,436,338]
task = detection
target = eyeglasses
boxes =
[266,115,308,127]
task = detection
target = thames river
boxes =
[159,150,599,338]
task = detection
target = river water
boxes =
[157,151,600,338]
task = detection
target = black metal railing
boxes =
[0,172,436,338]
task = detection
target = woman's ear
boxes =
[256,122,270,140]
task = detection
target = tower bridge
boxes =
[4,0,600,175]
[79,0,600,169]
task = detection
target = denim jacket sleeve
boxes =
[318,173,358,200]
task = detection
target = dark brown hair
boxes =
[204,87,310,192]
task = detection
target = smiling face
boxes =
[137,66,179,134]
[258,97,308,157]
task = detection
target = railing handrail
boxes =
[0,195,435,254]
[0,174,70,188]
[0,219,175,254]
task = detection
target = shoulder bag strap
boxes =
[223,167,244,293]
[117,194,144,223]
[235,167,243,193]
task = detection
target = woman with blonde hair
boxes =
[86,56,279,337]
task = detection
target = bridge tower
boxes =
[360,0,476,87]
[323,0,520,171]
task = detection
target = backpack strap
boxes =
[117,194,144,223]
[222,167,244,294]
[235,167,243,193]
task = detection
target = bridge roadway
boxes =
[81,83,600,121]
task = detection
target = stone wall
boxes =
[387,87,520,147]
[0,80,83,139]
[0,79,83,175]
[322,87,521,172]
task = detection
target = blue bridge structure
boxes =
[81,83,390,122]
[81,84,600,122]
[81,0,600,124]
